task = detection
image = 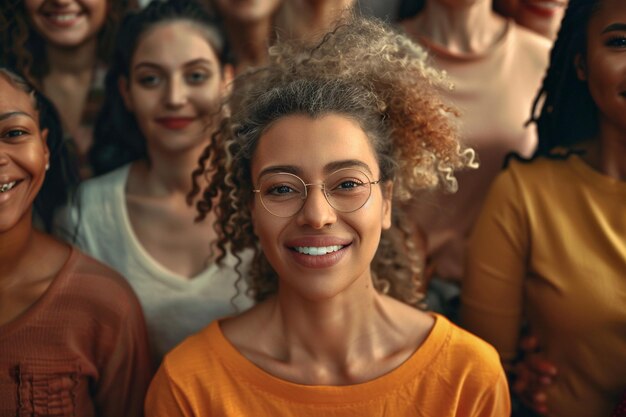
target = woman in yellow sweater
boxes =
[145,15,510,417]
[462,0,626,416]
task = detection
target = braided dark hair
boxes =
[89,0,230,175]
[529,0,602,156]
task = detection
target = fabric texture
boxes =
[145,314,510,417]
[411,21,550,282]
[0,248,152,417]
[54,164,252,362]
[463,156,626,417]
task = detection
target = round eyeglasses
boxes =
[252,168,381,218]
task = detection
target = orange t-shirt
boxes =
[145,314,510,416]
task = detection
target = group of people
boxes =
[0,0,624,416]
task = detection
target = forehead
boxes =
[251,114,379,177]
[0,76,37,117]
[132,21,219,68]
[590,0,626,28]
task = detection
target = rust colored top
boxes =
[0,248,153,417]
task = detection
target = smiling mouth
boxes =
[0,181,18,193]
[292,245,346,256]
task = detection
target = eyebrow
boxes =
[133,58,214,71]
[257,159,375,179]
[0,111,35,122]
[601,23,626,34]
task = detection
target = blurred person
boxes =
[462,0,626,415]
[399,0,550,316]
[0,0,138,178]
[494,0,568,40]
[55,0,250,363]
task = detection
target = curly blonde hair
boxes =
[189,15,477,305]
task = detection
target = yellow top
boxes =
[145,314,509,417]
[463,155,626,417]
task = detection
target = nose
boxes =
[295,185,337,229]
[164,76,187,108]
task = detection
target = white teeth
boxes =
[0,181,16,193]
[294,245,344,256]
[48,13,78,22]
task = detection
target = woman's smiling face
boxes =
[25,0,108,49]
[577,0,626,136]
[120,21,228,156]
[250,113,392,301]
[0,75,49,232]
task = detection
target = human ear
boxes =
[118,76,134,111]
[220,64,235,97]
[574,54,587,81]
[381,181,393,230]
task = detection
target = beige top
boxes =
[409,21,550,281]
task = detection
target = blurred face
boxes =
[250,114,392,301]
[214,0,281,22]
[0,76,49,232]
[577,0,626,135]
[25,0,108,49]
[120,21,229,155]
[515,0,568,40]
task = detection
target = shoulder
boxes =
[62,249,142,315]
[160,322,223,380]
[430,315,504,381]
[509,21,552,55]
[507,22,551,71]
[76,164,130,202]
[496,156,572,192]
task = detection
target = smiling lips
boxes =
[0,181,17,193]
[287,238,351,269]
[42,11,83,28]
[521,0,567,18]
[156,117,195,130]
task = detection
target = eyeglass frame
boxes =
[252,168,383,218]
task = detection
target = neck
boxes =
[139,141,209,197]
[585,122,626,181]
[278,0,355,41]
[416,0,504,54]
[45,38,98,76]
[224,17,272,72]
[271,274,383,362]
[0,211,35,287]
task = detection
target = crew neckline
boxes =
[417,19,512,62]
[206,313,451,404]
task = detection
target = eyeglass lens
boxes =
[257,169,373,217]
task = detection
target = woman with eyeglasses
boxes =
[145,16,510,416]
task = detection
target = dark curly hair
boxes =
[0,0,137,86]
[188,16,477,305]
[89,0,230,175]
[0,67,79,232]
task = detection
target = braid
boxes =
[530,0,601,156]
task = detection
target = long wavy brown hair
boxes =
[188,15,477,306]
